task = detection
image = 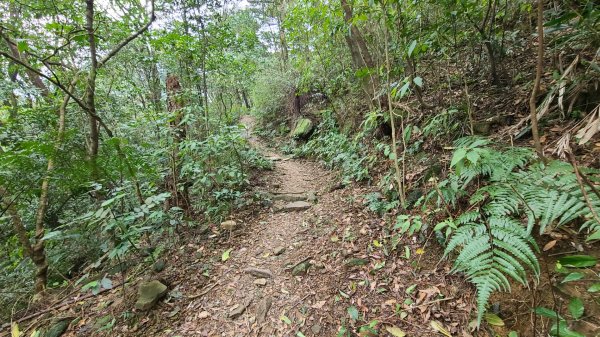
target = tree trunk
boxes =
[340,0,380,107]
[529,0,545,159]
[241,90,251,109]
[166,75,189,211]
[199,17,210,135]
[85,0,100,179]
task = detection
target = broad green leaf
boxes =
[558,255,597,268]
[407,40,417,57]
[587,283,600,292]
[17,40,29,53]
[508,332,519,337]
[347,306,359,321]
[100,277,113,290]
[385,326,406,337]
[222,248,233,262]
[399,82,410,98]
[413,76,423,87]
[534,307,562,320]
[450,148,467,168]
[550,320,585,337]
[561,272,584,283]
[568,298,584,320]
[296,332,306,337]
[483,313,504,326]
[405,284,417,294]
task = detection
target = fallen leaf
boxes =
[484,313,504,326]
[543,240,557,251]
[280,314,292,324]
[431,320,452,337]
[222,248,233,262]
[312,300,326,309]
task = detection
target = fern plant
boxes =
[430,137,600,325]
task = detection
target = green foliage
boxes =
[181,124,270,221]
[251,57,296,123]
[430,137,600,325]
[295,111,374,184]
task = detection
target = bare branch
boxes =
[97,0,156,68]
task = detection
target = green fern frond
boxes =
[446,217,539,325]
[435,139,599,324]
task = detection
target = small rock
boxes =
[291,118,313,138]
[292,261,311,276]
[244,267,273,278]
[344,258,369,268]
[135,280,168,310]
[273,246,286,256]
[306,191,317,203]
[220,220,238,231]
[254,278,268,286]
[311,323,322,334]
[45,318,72,337]
[153,259,166,273]
[256,297,272,323]
[198,311,210,319]
[279,201,311,212]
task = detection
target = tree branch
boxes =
[97,0,156,68]
[0,50,89,111]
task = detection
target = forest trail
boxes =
[173,115,343,336]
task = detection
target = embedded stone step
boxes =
[278,201,312,212]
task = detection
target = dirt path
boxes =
[174,116,341,336]
[163,116,471,337]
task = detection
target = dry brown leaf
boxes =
[543,240,557,251]
[311,300,326,309]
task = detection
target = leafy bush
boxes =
[181,124,270,221]
[295,111,374,184]
[250,58,296,124]
[428,137,600,324]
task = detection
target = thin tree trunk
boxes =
[382,6,406,207]
[199,17,210,135]
[241,90,251,109]
[166,75,189,211]
[529,0,545,158]
[340,0,380,107]
[85,0,100,179]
